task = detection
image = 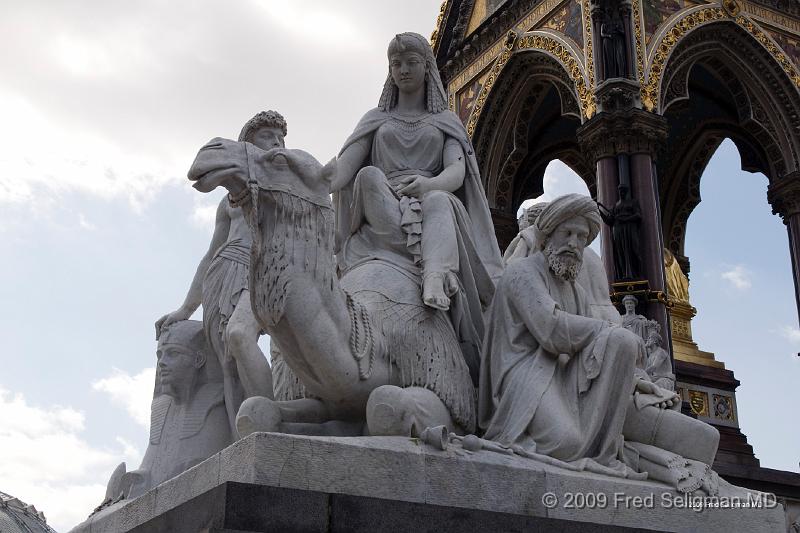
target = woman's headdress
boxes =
[378,32,448,113]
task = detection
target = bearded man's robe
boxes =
[478,251,646,477]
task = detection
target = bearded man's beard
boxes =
[543,243,582,281]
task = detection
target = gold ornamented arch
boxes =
[464,31,518,137]
[640,4,800,112]
[462,0,597,136]
[465,32,595,137]
[641,6,728,112]
[430,0,448,51]
[735,15,800,88]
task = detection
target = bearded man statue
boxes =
[479,195,723,493]
[479,194,646,477]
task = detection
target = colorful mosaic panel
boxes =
[457,70,491,125]
[467,0,508,36]
[642,0,686,45]
[466,0,489,36]
[541,1,584,48]
[769,29,800,70]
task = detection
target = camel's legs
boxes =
[366,385,458,437]
[236,396,330,438]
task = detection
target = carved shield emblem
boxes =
[689,390,708,417]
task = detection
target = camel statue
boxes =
[188,138,475,438]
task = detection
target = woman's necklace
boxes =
[388,109,430,132]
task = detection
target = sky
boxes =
[0,1,797,531]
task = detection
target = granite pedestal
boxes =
[71,432,786,532]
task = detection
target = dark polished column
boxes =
[596,156,619,287]
[767,171,800,325]
[631,151,669,335]
[619,0,634,79]
[578,109,669,341]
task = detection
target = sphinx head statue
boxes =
[157,320,221,402]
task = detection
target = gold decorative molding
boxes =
[669,300,724,368]
[518,33,596,119]
[450,41,506,93]
[447,0,565,94]
[465,32,517,136]
[640,5,800,112]
[430,0,448,50]
[735,14,800,88]
[641,7,727,112]
[457,2,596,137]
[633,0,646,89]
[740,0,800,35]
[582,0,596,101]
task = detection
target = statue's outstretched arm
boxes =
[331,137,371,192]
[155,198,231,338]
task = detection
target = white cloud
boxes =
[721,265,752,290]
[0,387,141,531]
[779,325,800,344]
[78,212,97,231]
[0,90,184,212]
[518,160,592,217]
[51,31,119,78]
[250,1,369,49]
[92,367,156,428]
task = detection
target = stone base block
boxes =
[70,433,786,533]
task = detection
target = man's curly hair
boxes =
[238,110,287,142]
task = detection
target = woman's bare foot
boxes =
[422,272,458,310]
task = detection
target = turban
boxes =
[520,201,549,230]
[532,194,602,249]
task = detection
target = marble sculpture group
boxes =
[96,31,752,513]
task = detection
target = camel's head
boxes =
[255,148,332,205]
[188,138,333,206]
[188,137,250,198]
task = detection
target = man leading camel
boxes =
[156,111,286,431]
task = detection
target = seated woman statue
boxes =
[331,32,503,374]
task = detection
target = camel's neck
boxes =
[248,188,356,393]
[250,189,340,329]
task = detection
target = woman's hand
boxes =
[395,175,430,198]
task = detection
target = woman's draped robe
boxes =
[334,108,503,383]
